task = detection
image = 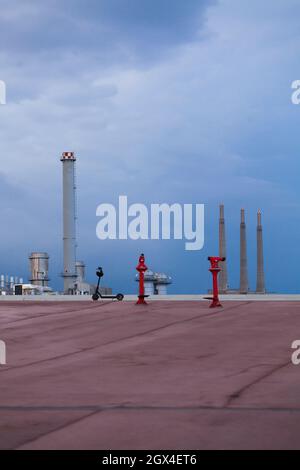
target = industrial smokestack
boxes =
[256,210,265,293]
[219,204,228,293]
[240,208,248,294]
[61,152,77,293]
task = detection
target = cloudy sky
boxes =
[0,0,299,293]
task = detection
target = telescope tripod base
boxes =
[136,294,149,305]
[209,300,223,308]
[204,296,223,308]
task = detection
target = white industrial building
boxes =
[136,269,172,295]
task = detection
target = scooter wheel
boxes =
[92,293,100,301]
[116,293,124,301]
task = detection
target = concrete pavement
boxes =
[0,300,299,449]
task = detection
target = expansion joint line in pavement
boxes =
[0,301,252,374]
[0,301,254,375]
[1,403,300,413]
[0,300,115,327]
[225,359,292,407]
[11,400,300,450]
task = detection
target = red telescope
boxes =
[136,253,149,305]
[206,256,225,308]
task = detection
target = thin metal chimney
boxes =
[240,208,248,294]
[219,204,228,293]
[61,151,77,293]
[256,210,265,293]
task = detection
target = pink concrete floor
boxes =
[0,300,300,450]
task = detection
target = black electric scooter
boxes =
[92,267,124,301]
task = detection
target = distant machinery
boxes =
[154,273,172,295]
[75,260,85,283]
[144,270,155,296]
[61,151,77,294]
[0,274,24,295]
[29,252,49,287]
[73,260,112,295]
[135,269,172,295]
[14,284,53,296]
[74,260,91,294]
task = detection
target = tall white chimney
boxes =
[60,152,77,293]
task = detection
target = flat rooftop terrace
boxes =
[0,300,300,449]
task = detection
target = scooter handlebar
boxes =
[96,267,104,278]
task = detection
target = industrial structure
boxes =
[155,273,172,295]
[0,267,52,296]
[218,204,228,294]
[143,270,156,296]
[240,208,249,294]
[136,269,172,295]
[75,260,85,283]
[29,252,49,287]
[0,149,267,298]
[218,204,265,294]
[73,261,108,295]
[61,151,77,294]
[256,210,265,293]
[60,152,111,295]
[0,275,24,295]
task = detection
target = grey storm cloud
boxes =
[0,172,24,206]
[0,0,215,61]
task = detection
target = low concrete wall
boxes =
[0,294,300,301]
